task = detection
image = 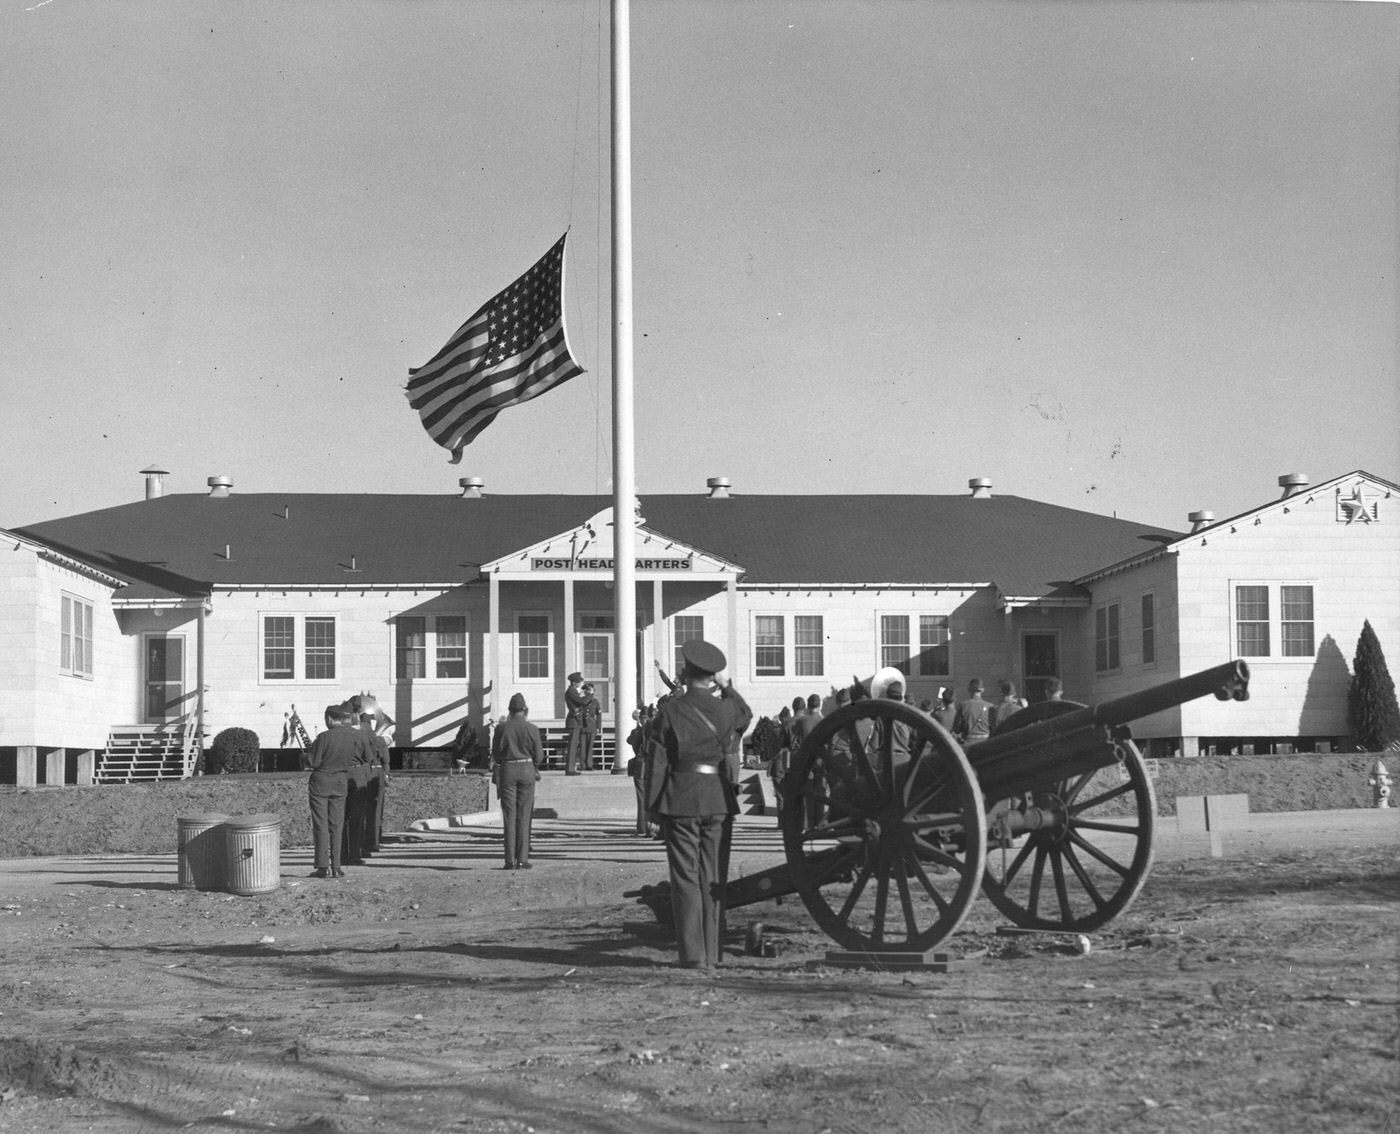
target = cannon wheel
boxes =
[782,700,987,953]
[980,700,1156,932]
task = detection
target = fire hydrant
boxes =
[1368,760,1394,808]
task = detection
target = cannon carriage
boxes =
[630,660,1251,955]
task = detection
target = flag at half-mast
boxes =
[406,234,585,462]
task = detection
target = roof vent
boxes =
[141,465,169,501]
[207,476,233,499]
[706,476,731,500]
[459,476,485,499]
[969,478,992,499]
[1278,472,1309,498]
[1188,510,1215,533]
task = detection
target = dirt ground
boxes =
[0,818,1396,1134]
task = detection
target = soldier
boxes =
[492,693,544,869]
[646,640,752,972]
[932,686,958,732]
[954,678,994,747]
[563,672,586,775]
[579,683,602,770]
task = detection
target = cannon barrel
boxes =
[967,659,1250,798]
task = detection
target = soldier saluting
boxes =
[645,640,752,972]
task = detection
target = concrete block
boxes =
[44,748,64,785]
[1204,793,1250,829]
[16,746,37,787]
[1175,794,1207,833]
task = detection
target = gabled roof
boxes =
[1073,469,1399,586]
[14,492,1181,601]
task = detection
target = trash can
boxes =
[176,813,229,891]
[224,813,282,895]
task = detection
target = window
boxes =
[395,615,469,681]
[261,614,338,681]
[60,594,94,679]
[1281,586,1314,657]
[1234,583,1315,659]
[436,615,467,678]
[754,615,785,677]
[918,615,950,677]
[795,615,824,677]
[1095,602,1121,673]
[1234,586,1270,657]
[878,614,950,678]
[516,614,550,679]
[1141,593,1156,666]
[880,615,910,672]
[305,617,337,680]
[673,614,704,677]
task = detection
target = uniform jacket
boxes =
[492,715,544,768]
[646,684,752,818]
[564,684,587,727]
[955,695,993,740]
[307,725,372,791]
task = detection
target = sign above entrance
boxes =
[531,556,693,572]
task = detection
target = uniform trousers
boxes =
[662,813,733,968]
[342,765,370,863]
[564,723,584,774]
[497,761,537,866]
[308,770,348,870]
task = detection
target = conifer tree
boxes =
[1348,621,1400,751]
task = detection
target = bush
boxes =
[206,727,262,775]
[1349,621,1400,751]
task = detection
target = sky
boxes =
[1,0,1396,533]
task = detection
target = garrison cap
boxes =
[681,639,726,676]
[567,671,583,683]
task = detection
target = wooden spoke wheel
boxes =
[981,701,1156,932]
[782,699,987,953]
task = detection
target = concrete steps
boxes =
[530,768,774,821]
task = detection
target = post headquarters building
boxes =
[1,467,1395,782]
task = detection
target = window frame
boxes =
[514,611,552,682]
[1231,581,1317,661]
[672,614,705,678]
[752,613,787,678]
[1095,600,1121,674]
[877,612,951,679]
[393,613,470,683]
[259,612,340,684]
[1140,591,1156,668]
[60,592,95,680]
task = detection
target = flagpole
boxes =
[610,0,637,771]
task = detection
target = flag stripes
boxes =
[405,234,584,461]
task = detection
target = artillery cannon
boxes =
[629,660,1250,955]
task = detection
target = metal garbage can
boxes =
[177,813,229,891]
[224,813,282,895]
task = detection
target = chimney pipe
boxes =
[969,478,992,499]
[141,465,169,501]
[1188,510,1215,533]
[706,476,731,500]
[1278,472,1309,499]
[207,476,232,498]
[458,476,484,499]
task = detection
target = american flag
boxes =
[405,234,585,462]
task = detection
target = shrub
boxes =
[206,727,262,775]
[1349,621,1400,751]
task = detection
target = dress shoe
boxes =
[517,861,533,870]
[503,863,516,870]
[329,867,346,879]
[308,867,330,879]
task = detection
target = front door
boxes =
[579,632,612,721]
[1021,631,1060,704]
[144,634,186,722]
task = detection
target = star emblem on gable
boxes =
[1338,485,1377,524]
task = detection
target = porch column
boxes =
[196,601,207,757]
[16,746,36,787]
[487,572,500,725]
[726,576,738,680]
[563,576,576,702]
[651,577,663,706]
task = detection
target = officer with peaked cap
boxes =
[563,671,587,775]
[645,639,752,971]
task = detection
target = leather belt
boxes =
[677,761,719,775]
[501,758,534,764]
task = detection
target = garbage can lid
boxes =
[224,812,281,829]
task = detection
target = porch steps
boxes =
[96,723,198,784]
[529,767,772,820]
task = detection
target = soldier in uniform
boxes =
[564,672,587,775]
[954,678,994,747]
[646,640,752,972]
